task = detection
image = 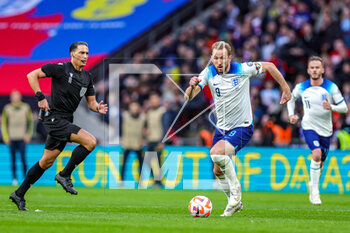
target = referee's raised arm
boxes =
[27,68,50,112]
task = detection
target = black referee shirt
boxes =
[41,62,95,114]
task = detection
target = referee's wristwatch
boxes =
[35,91,46,101]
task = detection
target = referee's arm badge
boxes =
[80,87,87,97]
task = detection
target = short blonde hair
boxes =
[308,56,324,67]
[211,41,232,55]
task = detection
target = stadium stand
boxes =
[1,0,350,149]
[88,0,350,148]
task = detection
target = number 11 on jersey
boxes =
[215,88,221,97]
[304,99,311,109]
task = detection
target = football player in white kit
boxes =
[287,56,348,205]
[184,41,291,216]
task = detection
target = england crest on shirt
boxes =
[231,78,239,87]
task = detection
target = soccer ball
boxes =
[188,195,212,217]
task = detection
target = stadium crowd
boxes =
[96,0,349,149]
[1,0,350,149]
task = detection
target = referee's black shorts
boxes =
[43,113,81,151]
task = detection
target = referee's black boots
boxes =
[9,191,28,211]
[55,173,78,195]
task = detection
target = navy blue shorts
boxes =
[303,129,331,161]
[212,125,253,153]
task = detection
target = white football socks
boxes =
[211,154,239,190]
[310,159,321,192]
[217,174,230,201]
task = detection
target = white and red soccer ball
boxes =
[188,195,212,217]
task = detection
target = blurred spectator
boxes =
[145,92,165,187]
[1,90,33,186]
[261,34,276,61]
[294,1,312,30]
[199,125,213,147]
[194,22,207,41]
[260,114,274,146]
[267,0,285,20]
[300,22,318,55]
[334,116,350,150]
[342,82,350,103]
[260,80,281,114]
[224,1,240,31]
[160,36,177,61]
[329,39,350,67]
[251,87,266,122]
[280,29,308,79]
[162,56,180,75]
[249,127,264,146]
[270,110,293,146]
[161,89,183,145]
[121,101,145,184]
[276,24,290,50]
[251,5,265,36]
[335,61,350,86]
[315,8,342,51]
[207,8,225,34]
[340,7,350,47]
[161,100,177,144]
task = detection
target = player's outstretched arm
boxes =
[184,76,201,101]
[86,96,108,114]
[27,68,50,112]
[260,62,291,104]
[287,96,299,124]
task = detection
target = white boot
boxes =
[229,182,242,208]
[220,201,243,217]
[308,182,321,205]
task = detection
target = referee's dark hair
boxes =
[70,41,88,52]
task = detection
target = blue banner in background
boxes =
[1,145,349,194]
[0,0,189,61]
[0,0,189,95]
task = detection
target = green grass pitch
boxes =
[0,186,349,233]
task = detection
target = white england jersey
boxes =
[288,78,345,137]
[198,62,263,130]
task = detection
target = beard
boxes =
[311,74,321,80]
[216,65,229,74]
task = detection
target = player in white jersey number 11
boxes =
[287,56,348,205]
[185,41,291,216]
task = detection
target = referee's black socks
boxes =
[60,145,91,177]
[16,162,45,198]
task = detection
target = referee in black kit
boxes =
[9,41,108,211]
